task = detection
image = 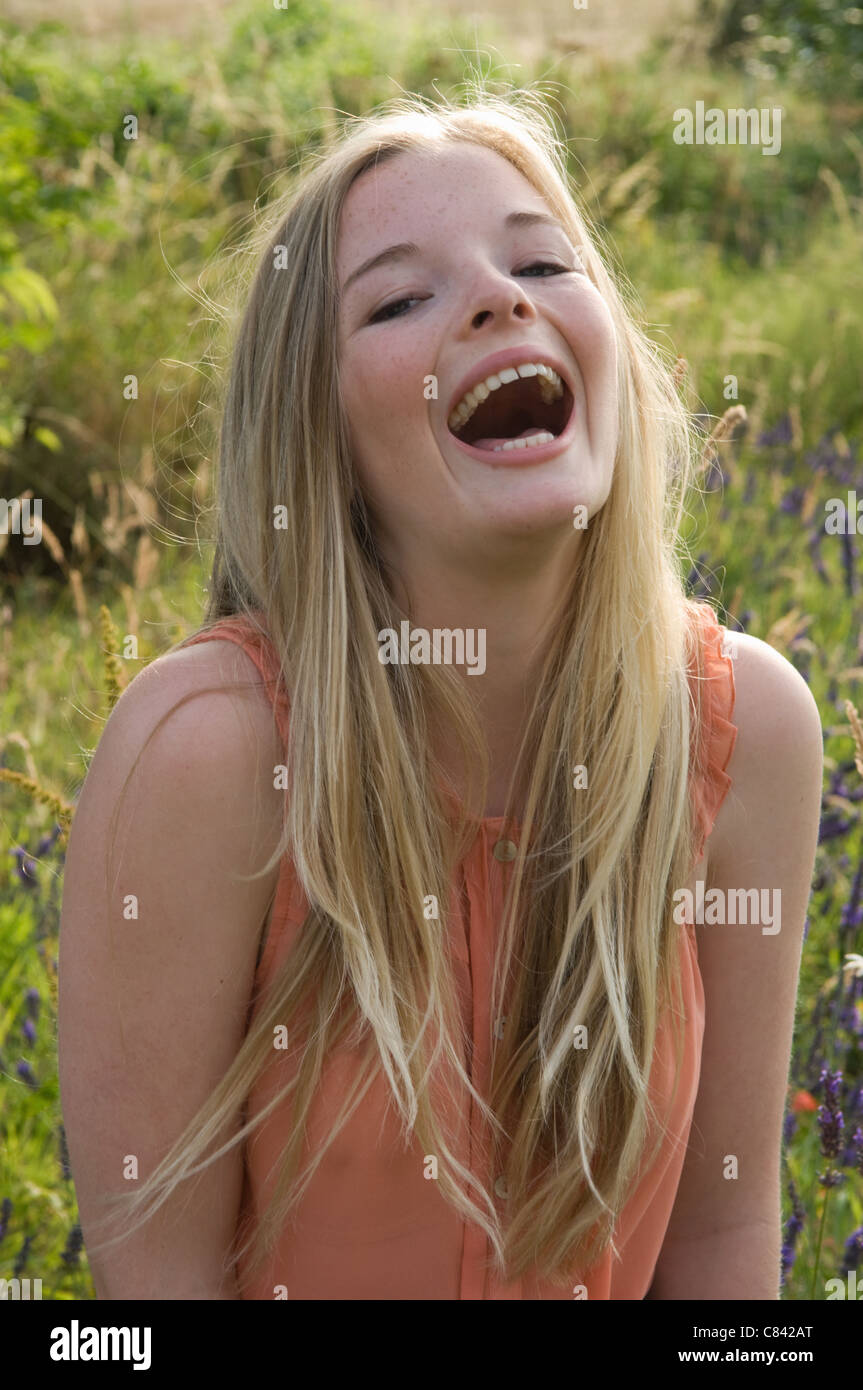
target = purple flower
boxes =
[841,1226,863,1276]
[783,1110,797,1145]
[841,866,863,929]
[10,846,38,886]
[12,1234,32,1279]
[58,1124,72,1181]
[841,529,859,597]
[808,530,830,584]
[25,987,40,1020]
[757,414,793,447]
[35,823,63,857]
[0,1197,11,1243]
[821,1067,843,1108]
[853,1127,863,1178]
[704,455,730,490]
[819,811,853,843]
[15,1059,37,1089]
[817,1069,845,1187]
[780,485,806,515]
[21,1017,36,1046]
[780,1180,805,1287]
[686,554,714,598]
[60,1223,84,1267]
[780,1241,796,1285]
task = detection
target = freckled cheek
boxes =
[341,362,427,509]
[344,358,434,468]
[573,302,619,445]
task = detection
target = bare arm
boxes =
[58,639,284,1299]
[647,632,823,1299]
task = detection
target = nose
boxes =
[460,264,539,333]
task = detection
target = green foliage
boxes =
[1,0,861,1303]
[701,0,863,93]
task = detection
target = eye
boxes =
[516,260,573,277]
[367,260,577,325]
[368,296,424,324]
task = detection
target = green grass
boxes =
[1,0,861,1300]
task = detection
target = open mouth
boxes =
[447,369,575,454]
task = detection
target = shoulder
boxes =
[68,637,286,888]
[725,631,822,760]
[708,631,823,881]
[103,636,285,772]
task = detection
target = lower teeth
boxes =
[492,430,555,453]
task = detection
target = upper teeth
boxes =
[448,361,564,433]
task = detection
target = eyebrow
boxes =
[340,210,570,296]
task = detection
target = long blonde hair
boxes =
[89,83,709,1291]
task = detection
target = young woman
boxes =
[58,90,823,1300]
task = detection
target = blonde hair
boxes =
[88,82,710,1292]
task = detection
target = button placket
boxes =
[487,829,521,1293]
[455,828,490,1299]
[452,818,522,1299]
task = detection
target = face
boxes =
[335,142,619,582]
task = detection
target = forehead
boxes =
[335,143,550,271]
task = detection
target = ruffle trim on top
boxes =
[688,602,738,866]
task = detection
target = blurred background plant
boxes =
[700,0,863,95]
[0,0,860,1299]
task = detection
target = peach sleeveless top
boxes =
[183,601,736,1299]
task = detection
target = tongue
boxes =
[470,427,553,451]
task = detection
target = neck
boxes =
[388,536,581,819]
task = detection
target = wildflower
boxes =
[22,1017,36,1046]
[10,846,38,886]
[686,555,713,598]
[12,1234,32,1279]
[853,1126,863,1178]
[844,954,863,978]
[25,987,40,1020]
[808,531,829,585]
[792,1089,818,1113]
[840,529,859,598]
[0,1197,11,1243]
[16,1059,37,1089]
[841,865,863,932]
[819,1169,845,1188]
[60,1223,84,1268]
[841,1226,863,1276]
[817,1067,845,1187]
[780,1179,805,1287]
[58,1124,72,1181]
[0,771,74,830]
[35,823,63,857]
[818,811,853,842]
[756,413,791,446]
[780,485,806,515]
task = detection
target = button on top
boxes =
[492,838,517,862]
